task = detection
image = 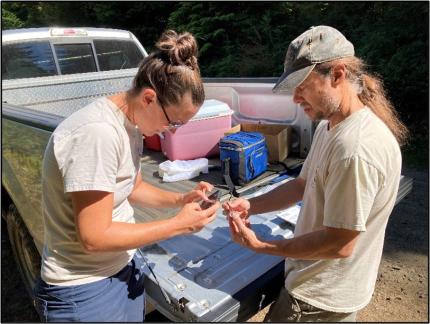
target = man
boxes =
[223,25,408,322]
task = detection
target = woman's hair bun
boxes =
[156,30,198,70]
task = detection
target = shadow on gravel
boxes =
[383,167,429,256]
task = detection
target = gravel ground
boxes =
[1,166,428,322]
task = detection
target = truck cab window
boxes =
[2,41,57,80]
[54,43,97,75]
[94,39,144,71]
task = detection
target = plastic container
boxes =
[144,134,162,151]
[160,99,233,161]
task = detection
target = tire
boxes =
[5,205,41,299]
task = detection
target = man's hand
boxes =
[228,212,262,250]
[222,198,251,220]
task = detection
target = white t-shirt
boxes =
[285,107,401,312]
[41,97,143,286]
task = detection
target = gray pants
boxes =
[264,287,357,322]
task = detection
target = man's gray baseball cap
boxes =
[272,25,355,94]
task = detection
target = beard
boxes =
[312,93,341,120]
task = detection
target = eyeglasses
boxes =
[159,101,185,130]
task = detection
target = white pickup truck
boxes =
[1,27,413,322]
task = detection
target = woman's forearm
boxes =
[128,181,182,208]
[80,218,184,252]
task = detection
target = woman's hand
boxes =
[172,201,220,235]
[180,181,214,205]
[222,198,251,220]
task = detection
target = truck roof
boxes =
[2,27,135,43]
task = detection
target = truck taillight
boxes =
[50,28,88,37]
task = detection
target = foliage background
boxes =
[2,1,429,165]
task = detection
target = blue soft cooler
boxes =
[220,131,268,185]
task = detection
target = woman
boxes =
[34,30,219,322]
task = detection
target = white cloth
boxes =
[41,97,142,286]
[285,107,401,312]
[158,158,209,182]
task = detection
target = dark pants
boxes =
[264,287,357,322]
[34,253,146,322]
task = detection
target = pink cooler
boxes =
[160,99,233,161]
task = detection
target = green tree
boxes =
[2,1,428,162]
[2,7,24,29]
